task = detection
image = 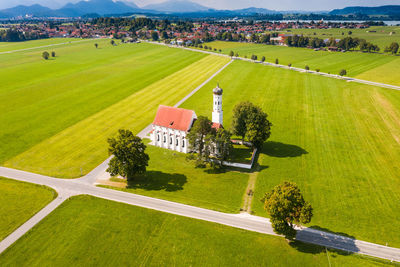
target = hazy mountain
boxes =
[330,5,400,15]
[0,4,57,17]
[232,7,279,15]
[57,0,139,16]
[143,0,211,13]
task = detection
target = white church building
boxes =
[150,85,224,153]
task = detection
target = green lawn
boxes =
[202,41,400,85]
[181,60,400,247]
[0,38,84,52]
[282,26,400,50]
[103,142,249,213]
[0,195,392,266]
[229,144,253,164]
[0,41,221,177]
[0,177,56,241]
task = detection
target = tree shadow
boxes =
[293,226,358,256]
[127,171,187,192]
[262,141,308,158]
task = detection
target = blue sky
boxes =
[1,0,400,11]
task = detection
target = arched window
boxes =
[182,140,185,147]
[163,136,166,143]
[176,138,179,146]
[157,135,160,141]
[170,137,172,145]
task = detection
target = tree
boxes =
[106,129,149,180]
[235,52,239,57]
[305,65,310,71]
[94,43,98,49]
[262,181,313,240]
[151,31,159,41]
[245,107,272,148]
[288,63,292,68]
[51,51,56,57]
[231,102,272,148]
[161,31,168,39]
[42,51,49,60]
[229,50,234,57]
[110,39,115,46]
[275,58,279,64]
[187,116,214,161]
[389,42,399,54]
[261,56,265,62]
[214,128,233,164]
[339,69,347,76]
[316,68,320,72]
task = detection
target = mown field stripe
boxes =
[4,55,230,178]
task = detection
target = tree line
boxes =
[0,28,47,42]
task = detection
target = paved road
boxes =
[147,41,400,92]
[0,166,400,262]
[0,39,96,55]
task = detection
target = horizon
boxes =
[1,0,400,12]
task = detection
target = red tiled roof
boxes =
[153,105,195,131]
[212,122,223,129]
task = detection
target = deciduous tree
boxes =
[262,181,313,240]
[42,51,49,60]
[106,129,149,181]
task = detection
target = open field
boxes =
[0,38,83,52]
[102,142,249,213]
[0,195,392,266]
[0,40,229,177]
[203,41,400,85]
[0,177,56,241]
[282,26,400,49]
[181,60,400,247]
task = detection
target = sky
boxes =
[1,0,400,11]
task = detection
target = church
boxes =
[150,85,224,153]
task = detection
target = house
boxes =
[150,85,224,153]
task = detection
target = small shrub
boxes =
[305,65,310,70]
[51,51,56,57]
[316,68,320,72]
[339,69,347,76]
[275,58,279,64]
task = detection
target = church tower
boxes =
[212,84,223,125]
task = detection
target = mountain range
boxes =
[0,0,399,18]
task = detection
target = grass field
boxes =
[203,41,400,85]
[282,26,400,49]
[0,177,56,241]
[0,38,84,52]
[0,40,232,177]
[0,195,392,266]
[102,142,249,213]
[181,60,400,247]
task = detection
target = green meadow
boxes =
[182,60,400,247]
[0,177,56,241]
[203,40,400,85]
[0,38,83,52]
[0,195,392,266]
[102,142,249,213]
[283,26,400,49]
[0,39,232,177]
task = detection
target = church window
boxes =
[182,140,185,147]
[157,135,160,141]
[163,136,166,143]
[170,137,172,144]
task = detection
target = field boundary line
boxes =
[145,40,400,92]
[0,38,96,55]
